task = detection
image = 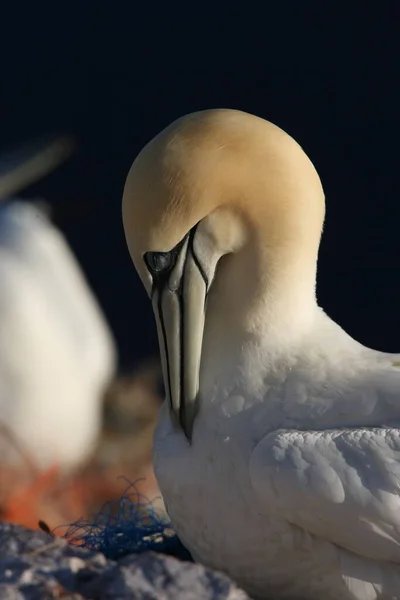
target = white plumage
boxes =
[154,314,400,599]
[0,136,116,470]
[122,109,400,599]
[0,200,116,470]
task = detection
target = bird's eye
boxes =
[144,251,173,275]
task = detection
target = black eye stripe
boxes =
[143,222,209,294]
[143,232,190,279]
[144,251,173,275]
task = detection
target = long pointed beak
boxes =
[151,237,207,441]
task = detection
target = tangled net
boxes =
[64,478,192,562]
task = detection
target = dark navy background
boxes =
[2,3,400,369]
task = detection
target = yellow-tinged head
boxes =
[122,108,325,440]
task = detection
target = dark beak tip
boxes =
[184,428,193,444]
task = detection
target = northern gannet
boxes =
[122,109,400,600]
[0,136,116,470]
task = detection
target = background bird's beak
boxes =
[151,239,207,440]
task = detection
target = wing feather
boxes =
[250,427,400,561]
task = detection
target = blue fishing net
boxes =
[64,479,192,562]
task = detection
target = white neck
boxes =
[200,243,320,398]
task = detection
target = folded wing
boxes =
[250,426,400,562]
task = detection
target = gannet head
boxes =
[122,109,325,440]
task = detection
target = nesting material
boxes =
[65,481,192,562]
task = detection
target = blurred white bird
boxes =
[0,135,117,471]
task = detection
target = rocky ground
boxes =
[0,521,250,599]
